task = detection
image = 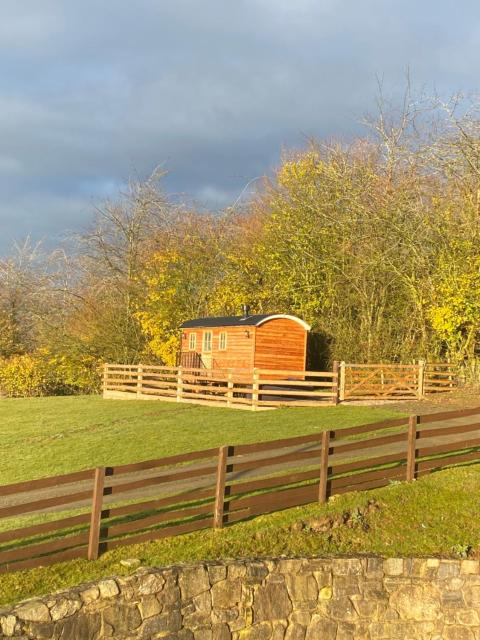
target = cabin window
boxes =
[188,333,197,351]
[202,331,212,352]
[219,331,227,350]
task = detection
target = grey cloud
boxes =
[1,0,480,252]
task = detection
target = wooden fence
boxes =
[1,405,480,574]
[103,364,339,408]
[103,361,457,408]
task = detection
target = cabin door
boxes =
[202,354,213,369]
[201,330,213,369]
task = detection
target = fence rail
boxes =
[1,405,480,574]
[103,361,458,408]
[103,364,339,409]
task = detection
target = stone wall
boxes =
[1,557,480,639]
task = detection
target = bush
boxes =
[0,351,102,397]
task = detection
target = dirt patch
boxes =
[349,386,480,415]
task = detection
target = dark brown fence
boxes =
[1,406,480,574]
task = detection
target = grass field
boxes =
[1,394,479,607]
[0,395,402,484]
[1,463,479,605]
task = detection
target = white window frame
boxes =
[188,333,197,351]
[202,330,212,352]
[219,331,227,351]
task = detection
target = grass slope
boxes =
[1,463,479,605]
[0,396,400,484]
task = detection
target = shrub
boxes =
[0,351,102,397]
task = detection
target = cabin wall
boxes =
[181,326,255,370]
[253,319,307,372]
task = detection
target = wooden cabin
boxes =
[179,311,311,372]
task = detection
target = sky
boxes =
[1,0,480,254]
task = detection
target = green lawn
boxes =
[1,463,479,605]
[0,395,401,485]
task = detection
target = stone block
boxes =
[383,577,411,593]
[383,558,403,576]
[332,575,360,597]
[427,559,440,568]
[442,590,466,608]
[464,586,480,608]
[319,585,332,600]
[277,560,307,576]
[284,622,306,640]
[139,594,162,619]
[213,622,232,640]
[137,572,166,596]
[193,628,213,640]
[228,564,246,581]
[361,580,387,601]
[97,579,119,599]
[239,622,272,640]
[305,615,337,640]
[179,566,211,600]
[272,622,287,640]
[368,620,411,639]
[79,586,100,605]
[15,601,51,623]
[54,611,101,639]
[194,591,213,613]
[443,625,475,640]
[209,565,228,585]
[332,559,363,576]
[336,621,357,640]
[0,615,17,636]
[456,610,480,626]
[245,563,269,585]
[290,611,311,627]
[140,608,182,636]
[211,579,243,609]
[102,603,142,634]
[461,561,479,575]
[328,596,359,623]
[350,595,386,619]
[389,584,442,622]
[285,573,318,605]
[157,579,181,607]
[49,598,81,621]
[366,558,384,576]
[438,562,461,580]
[254,582,293,622]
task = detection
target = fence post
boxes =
[252,368,259,411]
[318,430,331,503]
[176,366,183,403]
[332,361,340,405]
[339,361,346,402]
[103,364,108,396]
[406,415,419,482]
[87,467,106,560]
[214,445,229,528]
[417,360,425,399]
[137,364,143,397]
[227,370,234,407]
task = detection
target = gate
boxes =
[342,363,421,400]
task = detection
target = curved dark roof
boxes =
[180,314,311,330]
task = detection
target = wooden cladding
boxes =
[1,405,480,574]
[104,361,458,409]
[180,317,308,372]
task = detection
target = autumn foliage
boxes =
[2,95,480,395]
